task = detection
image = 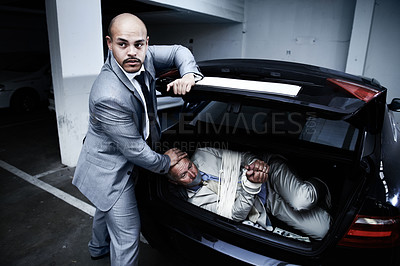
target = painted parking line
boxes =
[33,166,69,179]
[1,160,152,244]
[0,160,95,216]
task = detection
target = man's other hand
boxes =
[166,73,195,95]
[165,148,187,167]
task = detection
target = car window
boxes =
[186,100,359,151]
[299,117,358,150]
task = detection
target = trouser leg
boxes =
[268,160,318,211]
[265,184,331,240]
[88,208,110,257]
[106,180,141,266]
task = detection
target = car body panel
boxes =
[381,108,400,208]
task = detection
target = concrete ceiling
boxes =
[0,0,235,24]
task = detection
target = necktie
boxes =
[135,72,160,149]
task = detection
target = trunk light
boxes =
[327,78,381,102]
[197,77,301,96]
[338,215,400,248]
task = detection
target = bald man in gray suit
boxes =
[73,13,202,265]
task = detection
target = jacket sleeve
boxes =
[230,152,263,221]
[93,95,170,174]
[240,152,263,194]
[147,45,203,78]
[231,185,258,222]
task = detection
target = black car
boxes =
[136,59,400,265]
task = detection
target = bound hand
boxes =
[245,159,269,183]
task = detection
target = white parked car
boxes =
[0,52,51,112]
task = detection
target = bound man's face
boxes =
[169,158,199,186]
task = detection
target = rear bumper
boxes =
[141,213,299,266]
[141,210,400,266]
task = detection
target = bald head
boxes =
[108,13,147,39]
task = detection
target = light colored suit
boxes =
[188,147,331,240]
[73,45,201,266]
[189,147,272,231]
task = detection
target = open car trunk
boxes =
[138,59,391,263]
[145,95,371,261]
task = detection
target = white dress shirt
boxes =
[115,60,151,140]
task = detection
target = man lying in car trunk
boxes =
[167,147,332,240]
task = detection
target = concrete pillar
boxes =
[45,0,104,166]
[345,0,375,75]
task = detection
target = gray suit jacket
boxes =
[73,45,201,211]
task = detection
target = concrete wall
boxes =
[244,0,356,70]
[149,0,357,70]
[364,0,400,121]
[148,23,244,61]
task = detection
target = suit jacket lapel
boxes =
[105,51,161,139]
[106,51,146,108]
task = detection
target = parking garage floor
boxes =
[0,109,178,266]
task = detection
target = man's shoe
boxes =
[91,252,110,260]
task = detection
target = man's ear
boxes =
[106,36,112,50]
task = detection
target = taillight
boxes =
[338,215,400,248]
[327,78,381,103]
